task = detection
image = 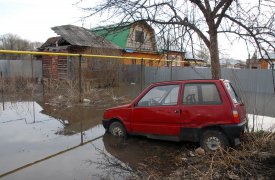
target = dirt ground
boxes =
[143,132,275,179]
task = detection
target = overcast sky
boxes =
[0,0,90,42]
[0,0,249,60]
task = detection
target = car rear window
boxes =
[182,83,222,105]
[223,82,241,103]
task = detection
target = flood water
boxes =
[0,99,274,179]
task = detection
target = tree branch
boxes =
[215,0,233,28]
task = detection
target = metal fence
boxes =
[0,50,274,117]
[120,65,275,117]
[142,66,275,94]
[0,60,42,78]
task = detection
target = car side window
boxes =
[182,84,199,104]
[137,85,180,107]
[183,83,221,105]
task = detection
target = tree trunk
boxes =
[209,31,221,79]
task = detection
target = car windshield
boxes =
[224,82,241,103]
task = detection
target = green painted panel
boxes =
[92,26,131,49]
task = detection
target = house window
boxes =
[172,55,176,66]
[135,30,144,43]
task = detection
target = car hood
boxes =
[105,104,131,111]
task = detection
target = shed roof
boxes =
[40,36,62,49]
[51,25,119,49]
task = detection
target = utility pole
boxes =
[166,37,172,81]
[78,55,82,102]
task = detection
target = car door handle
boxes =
[174,109,181,114]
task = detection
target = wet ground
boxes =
[0,90,275,179]
[0,100,195,179]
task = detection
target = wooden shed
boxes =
[39,25,121,80]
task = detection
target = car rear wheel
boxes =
[200,130,229,152]
[109,121,126,137]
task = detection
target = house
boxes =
[184,52,207,67]
[246,52,275,69]
[93,20,185,67]
[93,21,157,52]
[161,50,185,67]
[39,25,121,80]
[259,52,275,69]
[234,62,246,69]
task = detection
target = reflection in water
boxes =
[38,102,105,135]
[0,101,105,177]
[87,143,137,179]
[88,133,197,179]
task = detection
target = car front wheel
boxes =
[109,121,126,137]
[200,130,229,152]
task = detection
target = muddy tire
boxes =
[109,122,126,137]
[200,130,229,152]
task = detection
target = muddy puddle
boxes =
[0,100,275,179]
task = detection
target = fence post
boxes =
[1,72,4,110]
[79,55,82,102]
[170,59,173,80]
[271,63,275,93]
[31,55,34,80]
[140,58,144,92]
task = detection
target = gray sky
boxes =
[0,0,88,42]
[0,0,249,60]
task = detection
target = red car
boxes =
[102,79,247,151]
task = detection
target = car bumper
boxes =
[221,119,247,146]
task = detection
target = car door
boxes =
[131,84,182,136]
[180,82,231,128]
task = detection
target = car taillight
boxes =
[233,110,239,124]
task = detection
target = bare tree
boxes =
[196,43,210,62]
[0,33,42,59]
[77,0,275,79]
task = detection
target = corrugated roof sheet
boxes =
[51,25,120,49]
[93,26,130,49]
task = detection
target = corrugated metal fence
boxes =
[0,60,42,78]
[143,67,274,94]
[139,66,275,117]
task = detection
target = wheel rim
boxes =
[206,136,221,151]
[112,127,124,136]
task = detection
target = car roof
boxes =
[152,79,224,85]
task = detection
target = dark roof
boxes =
[51,25,119,49]
[40,36,62,49]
